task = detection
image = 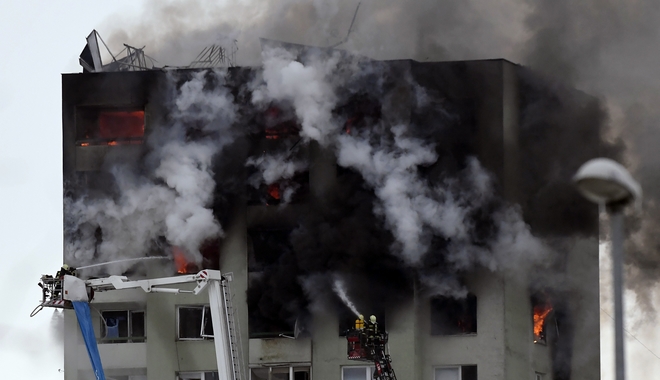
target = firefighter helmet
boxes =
[370,315,376,323]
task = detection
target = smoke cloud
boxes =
[65,69,236,271]
[67,2,660,364]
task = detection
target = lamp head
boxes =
[573,158,641,206]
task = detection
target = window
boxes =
[342,366,374,380]
[177,372,219,380]
[247,229,297,338]
[76,107,145,146]
[100,310,145,343]
[430,294,477,335]
[434,366,477,380]
[178,306,213,340]
[535,373,544,380]
[251,366,310,380]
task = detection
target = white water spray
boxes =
[76,257,170,270]
[332,278,360,317]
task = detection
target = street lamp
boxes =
[573,158,641,380]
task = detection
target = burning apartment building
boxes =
[59,33,608,380]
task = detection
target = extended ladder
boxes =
[222,275,244,380]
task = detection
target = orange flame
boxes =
[268,183,281,200]
[172,246,192,274]
[533,304,553,342]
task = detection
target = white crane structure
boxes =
[34,269,243,380]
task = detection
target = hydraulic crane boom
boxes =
[34,269,242,380]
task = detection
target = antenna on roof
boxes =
[187,40,238,68]
[78,30,156,73]
[330,2,361,48]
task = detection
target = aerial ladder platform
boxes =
[33,269,243,380]
[345,320,398,380]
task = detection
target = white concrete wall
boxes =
[420,270,506,380]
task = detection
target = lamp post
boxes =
[573,158,641,380]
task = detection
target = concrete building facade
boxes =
[61,56,602,380]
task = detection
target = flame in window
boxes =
[533,303,553,343]
[172,246,196,274]
[99,110,144,139]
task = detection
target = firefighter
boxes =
[367,315,378,342]
[355,314,365,330]
[56,264,76,278]
[53,264,76,298]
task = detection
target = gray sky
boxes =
[0,1,659,379]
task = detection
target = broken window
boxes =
[177,372,219,380]
[434,366,477,380]
[247,229,298,338]
[342,366,375,380]
[76,107,145,146]
[100,310,145,343]
[250,366,310,380]
[177,305,213,340]
[430,293,477,335]
[531,293,553,344]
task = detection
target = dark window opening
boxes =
[262,106,301,140]
[169,238,219,275]
[532,293,553,344]
[247,170,309,206]
[76,107,145,146]
[178,306,213,340]
[100,310,145,343]
[247,229,298,338]
[335,93,381,135]
[430,293,477,335]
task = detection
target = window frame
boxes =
[433,366,461,380]
[341,365,374,380]
[176,371,219,380]
[249,365,311,380]
[99,309,146,343]
[432,365,477,380]
[177,305,214,341]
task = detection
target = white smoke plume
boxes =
[64,69,236,269]
[252,47,342,145]
[253,45,550,294]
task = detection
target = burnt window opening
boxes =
[532,293,554,344]
[336,93,382,135]
[76,107,145,146]
[247,170,310,206]
[170,238,219,275]
[177,305,214,340]
[247,229,298,338]
[430,293,477,336]
[253,105,301,141]
[100,310,145,343]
